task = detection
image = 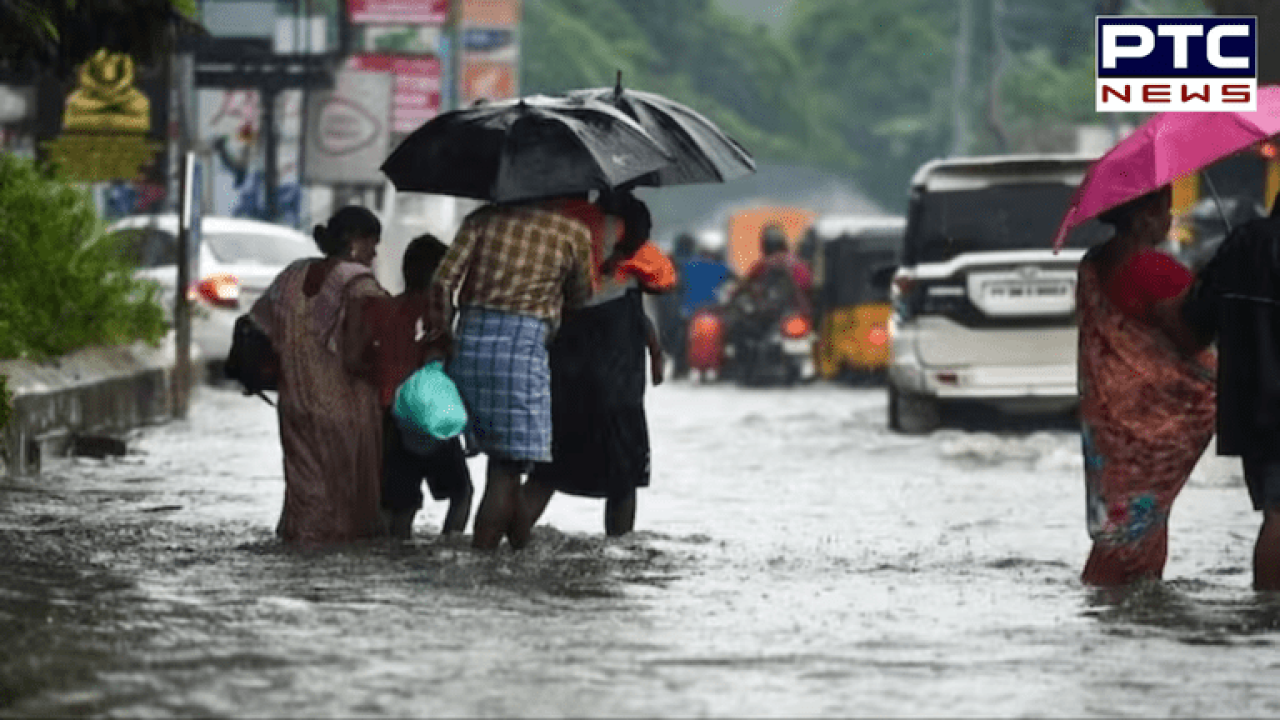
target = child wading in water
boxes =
[361,234,474,539]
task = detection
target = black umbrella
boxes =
[568,77,756,187]
[380,94,672,204]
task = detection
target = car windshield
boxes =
[206,232,314,266]
[907,182,1110,264]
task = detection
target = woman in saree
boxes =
[1076,185,1217,585]
[250,206,389,546]
[513,191,673,543]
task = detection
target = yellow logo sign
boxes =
[63,49,151,134]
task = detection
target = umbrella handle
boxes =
[1202,170,1232,235]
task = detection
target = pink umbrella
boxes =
[1052,84,1280,251]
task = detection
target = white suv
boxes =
[886,154,1110,433]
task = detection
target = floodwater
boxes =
[2,381,1280,718]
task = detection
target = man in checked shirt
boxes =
[430,197,593,550]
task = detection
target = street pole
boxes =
[950,0,972,157]
[297,0,313,228]
[263,83,279,222]
[172,53,195,418]
[985,0,1010,152]
[450,0,462,111]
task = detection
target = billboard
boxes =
[304,71,394,185]
[461,61,516,104]
[196,88,305,225]
[348,0,448,25]
[459,0,520,26]
[37,49,168,187]
[459,0,520,105]
[347,54,444,135]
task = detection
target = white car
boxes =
[886,154,1112,433]
[106,215,318,363]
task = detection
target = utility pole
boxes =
[449,0,462,111]
[950,0,972,156]
[263,82,279,221]
[172,50,195,419]
[985,0,1010,153]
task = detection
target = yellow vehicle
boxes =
[1171,140,1278,269]
[810,215,905,382]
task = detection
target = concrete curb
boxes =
[0,332,196,477]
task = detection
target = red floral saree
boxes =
[1076,257,1216,585]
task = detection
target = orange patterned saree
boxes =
[1076,257,1216,585]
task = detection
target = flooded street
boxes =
[3,380,1280,718]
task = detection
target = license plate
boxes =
[985,281,1071,299]
[781,337,812,354]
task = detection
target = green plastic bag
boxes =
[391,361,468,455]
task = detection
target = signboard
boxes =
[459,0,520,104]
[347,54,443,134]
[460,0,520,27]
[304,70,393,184]
[348,0,448,25]
[359,24,445,55]
[180,153,203,281]
[462,27,517,62]
[37,49,167,184]
[0,86,30,124]
[196,88,306,223]
[461,61,517,105]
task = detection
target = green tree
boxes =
[0,153,167,360]
[523,0,856,174]
[0,0,201,75]
[787,0,955,209]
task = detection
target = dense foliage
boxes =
[0,153,167,360]
[0,0,201,75]
[523,0,1206,208]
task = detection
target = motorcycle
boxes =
[723,305,816,386]
[682,273,814,385]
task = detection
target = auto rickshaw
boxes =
[810,215,905,382]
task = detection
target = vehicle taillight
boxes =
[690,311,722,341]
[781,313,810,338]
[191,273,240,309]
[867,324,889,346]
[890,272,920,321]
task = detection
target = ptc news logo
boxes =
[1096,16,1257,112]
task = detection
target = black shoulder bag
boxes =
[224,314,280,405]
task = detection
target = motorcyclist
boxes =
[733,223,814,321]
[725,224,815,380]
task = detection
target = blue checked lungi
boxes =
[447,307,553,463]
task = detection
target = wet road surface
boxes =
[3,381,1280,717]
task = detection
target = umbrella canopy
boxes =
[1052,85,1280,250]
[381,94,673,204]
[568,82,755,187]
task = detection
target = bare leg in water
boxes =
[508,476,556,549]
[1254,507,1280,591]
[472,458,522,550]
[442,484,473,535]
[1081,525,1168,586]
[605,489,636,537]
